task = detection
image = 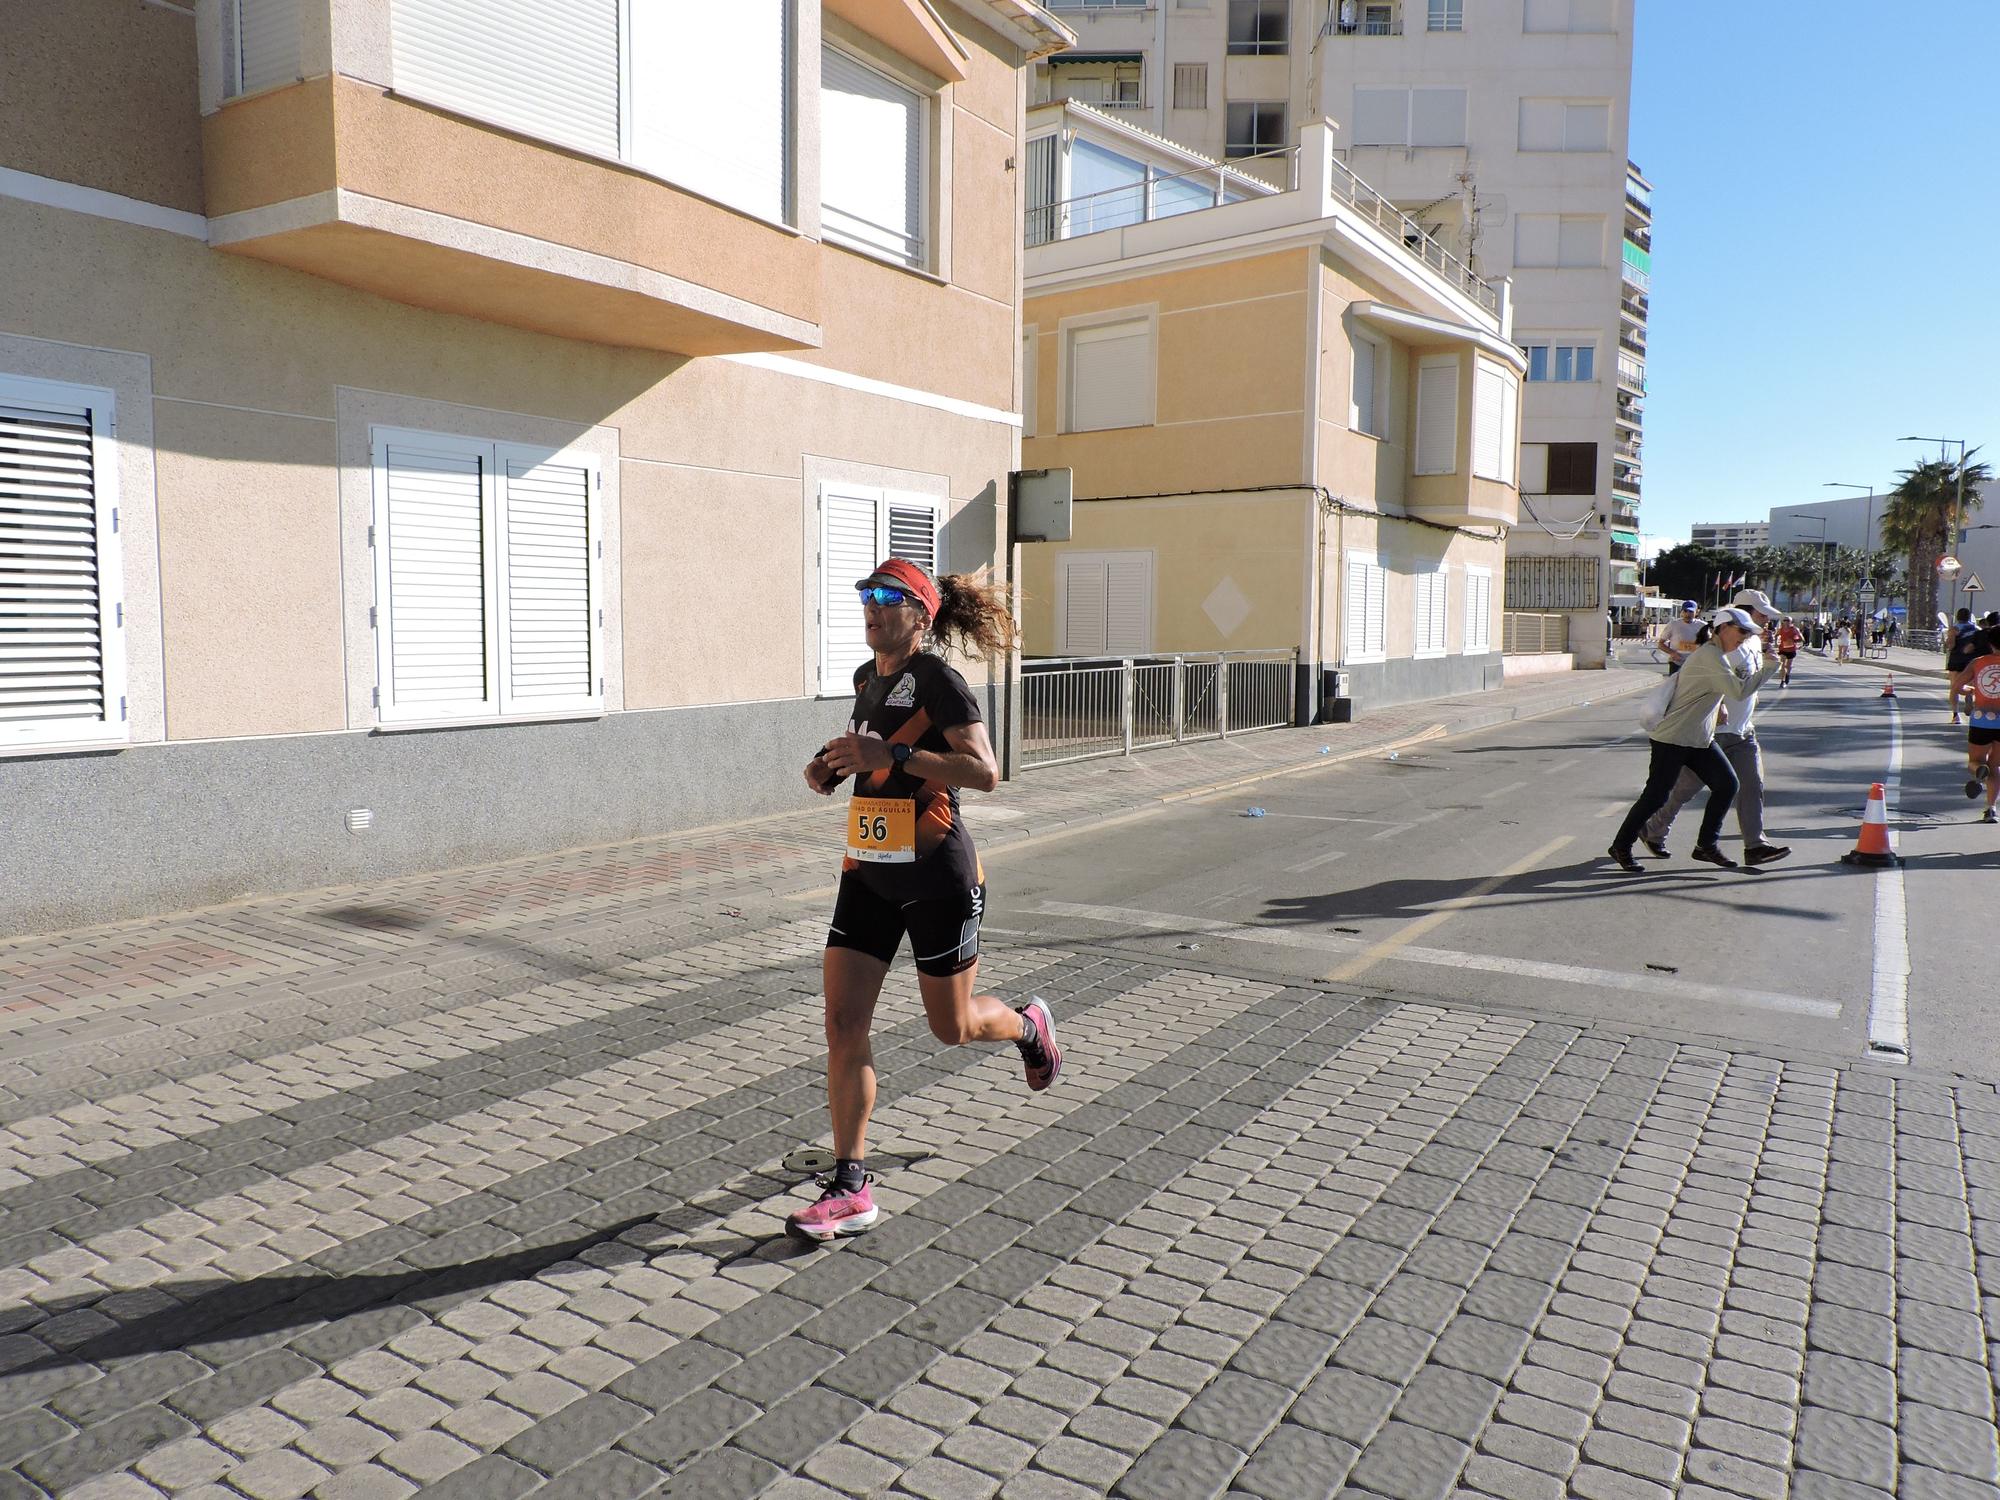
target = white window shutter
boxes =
[821,489,878,695]
[1415,570,1447,656]
[1105,553,1151,654]
[390,0,620,159]
[498,454,596,711]
[1410,89,1466,147]
[1472,362,1505,480]
[1352,88,1409,146]
[1351,336,1376,434]
[1498,376,1519,485]
[1464,571,1492,651]
[0,385,124,745]
[629,0,790,223]
[1415,361,1458,476]
[1067,318,1153,432]
[822,46,925,267]
[887,501,938,575]
[377,436,494,718]
[1518,98,1563,151]
[234,0,301,94]
[1061,557,1110,656]
[1558,216,1603,266]
[1345,559,1384,661]
[1514,214,1559,267]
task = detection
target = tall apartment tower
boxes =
[1036,0,1644,665]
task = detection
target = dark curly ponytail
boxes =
[928,570,1017,660]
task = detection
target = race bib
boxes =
[848,796,916,863]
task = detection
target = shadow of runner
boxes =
[0,1141,936,1377]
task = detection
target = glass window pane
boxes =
[1575,345,1594,381]
[1554,346,1573,382]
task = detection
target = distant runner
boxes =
[1951,627,2000,825]
[789,559,1061,1242]
[1774,617,1803,687]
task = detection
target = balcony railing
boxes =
[1615,439,1642,463]
[1618,332,1646,357]
[1620,259,1650,294]
[1332,18,1404,35]
[1025,145,1283,246]
[1326,153,1499,313]
[1619,294,1647,322]
[1616,356,1645,392]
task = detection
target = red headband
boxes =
[865,558,941,620]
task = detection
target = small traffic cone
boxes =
[1880,674,1896,698]
[1840,783,1902,867]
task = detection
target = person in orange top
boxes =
[1773,617,1804,686]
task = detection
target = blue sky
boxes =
[1628,1,2000,548]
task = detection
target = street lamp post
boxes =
[1824,481,1876,620]
[1899,435,1968,619]
[1794,513,1829,631]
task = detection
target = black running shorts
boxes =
[827,872,985,977]
[1970,726,2000,747]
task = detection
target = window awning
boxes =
[1612,528,1641,547]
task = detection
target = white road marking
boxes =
[1037,899,1842,1019]
[1287,847,1352,874]
[1252,811,1402,825]
[1595,801,1626,818]
[1545,758,1580,775]
[1484,780,1528,800]
[1368,808,1451,840]
[1867,697,1910,1060]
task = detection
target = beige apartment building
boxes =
[0,0,1071,936]
[1034,0,1644,667]
[1019,105,1521,712]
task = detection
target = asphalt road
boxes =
[986,659,1998,1078]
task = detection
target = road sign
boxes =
[1966,573,1985,593]
[1857,584,1877,604]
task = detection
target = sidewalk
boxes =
[6,662,1997,1500]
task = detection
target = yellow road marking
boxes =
[1323,834,1574,985]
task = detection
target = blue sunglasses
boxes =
[857,585,912,607]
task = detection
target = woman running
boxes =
[789,559,1061,1242]
[1950,627,2000,824]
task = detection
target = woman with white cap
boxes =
[1609,605,1782,873]
[789,559,1061,1242]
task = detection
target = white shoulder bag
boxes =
[1635,673,1676,732]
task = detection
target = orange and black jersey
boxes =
[840,652,984,900]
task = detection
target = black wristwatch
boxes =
[891,743,915,768]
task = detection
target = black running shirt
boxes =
[839,652,984,901]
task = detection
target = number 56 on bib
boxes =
[848,796,916,863]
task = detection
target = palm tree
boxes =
[1882,451,1990,623]
[1774,545,1819,610]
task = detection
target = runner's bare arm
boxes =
[823,723,999,793]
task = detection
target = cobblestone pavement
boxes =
[12,667,1998,1499]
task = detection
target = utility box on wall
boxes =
[1010,468,1072,543]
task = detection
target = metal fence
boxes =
[1020,651,1298,769]
[1502,613,1571,654]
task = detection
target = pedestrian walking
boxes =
[1947,608,1979,726]
[1833,621,1852,663]
[1639,590,1791,866]
[1608,606,1782,873]
[1774,617,1803,687]
[1662,600,1703,674]
[1950,627,2000,824]
[791,559,1059,1242]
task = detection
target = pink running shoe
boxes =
[1018,997,1062,1091]
[784,1176,878,1243]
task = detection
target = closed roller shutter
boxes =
[501,458,593,707]
[233,0,301,95]
[0,384,124,745]
[822,46,925,267]
[1472,361,1505,479]
[379,438,494,715]
[1068,318,1153,432]
[629,0,790,223]
[1416,360,1458,475]
[391,0,620,159]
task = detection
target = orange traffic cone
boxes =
[1880,674,1896,698]
[1840,783,1902,867]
